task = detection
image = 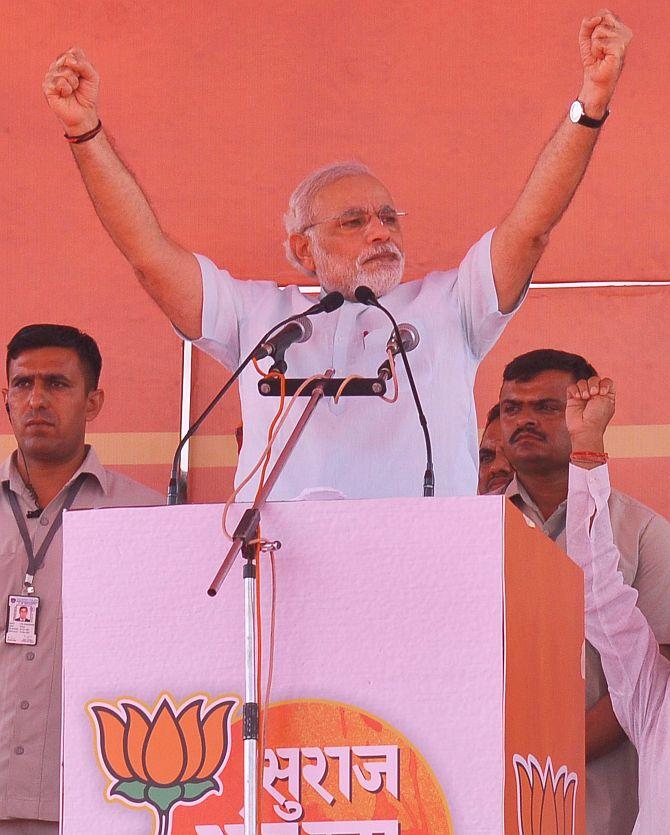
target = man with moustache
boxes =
[499,348,670,834]
[478,404,514,495]
[0,324,160,833]
[43,12,631,499]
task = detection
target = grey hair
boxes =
[283,160,374,276]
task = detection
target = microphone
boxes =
[377,323,420,381]
[254,316,313,361]
[302,291,344,316]
[355,285,435,497]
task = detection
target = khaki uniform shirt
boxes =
[506,475,670,835]
[0,448,161,821]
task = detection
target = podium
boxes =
[61,497,585,834]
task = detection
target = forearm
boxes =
[44,48,203,336]
[69,129,202,337]
[490,104,601,312]
[586,693,627,761]
[568,463,660,746]
[490,2,633,313]
[503,114,599,243]
[71,129,169,272]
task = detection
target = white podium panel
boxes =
[61,497,584,834]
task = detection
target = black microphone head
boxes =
[354,285,378,305]
[321,291,344,312]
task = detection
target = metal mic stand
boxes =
[206,368,334,835]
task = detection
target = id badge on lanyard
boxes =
[3,475,85,646]
[5,594,39,645]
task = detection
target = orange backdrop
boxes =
[0,0,668,513]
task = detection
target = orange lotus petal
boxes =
[554,773,566,834]
[143,700,187,786]
[195,700,236,779]
[177,699,205,782]
[92,706,133,780]
[516,763,534,834]
[123,704,151,781]
[530,759,546,832]
[540,779,559,835]
[564,778,576,835]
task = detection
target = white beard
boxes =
[312,240,405,301]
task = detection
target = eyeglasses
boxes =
[301,207,407,234]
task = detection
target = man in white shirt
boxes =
[42,12,631,499]
[566,375,670,834]
[499,348,670,834]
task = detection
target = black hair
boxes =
[503,349,597,385]
[7,324,102,390]
[483,403,500,432]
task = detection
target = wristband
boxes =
[570,451,609,465]
[64,119,103,144]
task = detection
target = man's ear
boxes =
[289,233,316,275]
[85,389,105,423]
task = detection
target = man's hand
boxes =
[42,47,100,135]
[578,10,632,117]
[566,375,615,453]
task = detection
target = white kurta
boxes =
[567,463,670,834]
[192,229,521,500]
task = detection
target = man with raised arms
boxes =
[42,12,631,500]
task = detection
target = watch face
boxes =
[569,100,584,123]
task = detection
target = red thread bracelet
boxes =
[570,451,608,464]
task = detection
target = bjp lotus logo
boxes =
[513,754,578,835]
[89,694,238,835]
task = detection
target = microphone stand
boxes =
[207,368,334,835]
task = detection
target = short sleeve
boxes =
[456,228,529,361]
[189,254,281,370]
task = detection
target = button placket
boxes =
[328,305,357,414]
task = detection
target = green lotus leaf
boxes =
[110,779,147,802]
[182,778,219,801]
[146,784,183,811]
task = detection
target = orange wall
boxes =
[1,1,668,512]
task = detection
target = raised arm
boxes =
[43,47,203,339]
[491,11,632,312]
[566,376,670,748]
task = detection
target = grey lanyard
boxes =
[3,474,86,589]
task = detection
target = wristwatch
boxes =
[569,100,610,128]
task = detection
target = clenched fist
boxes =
[43,47,100,135]
[566,375,616,453]
[578,10,632,115]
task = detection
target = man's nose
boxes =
[493,450,512,474]
[364,214,392,243]
[28,383,48,408]
[516,412,537,426]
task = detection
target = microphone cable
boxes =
[354,285,435,496]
